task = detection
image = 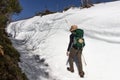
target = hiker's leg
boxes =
[77,49,83,74]
[68,57,74,72]
[68,48,76,71]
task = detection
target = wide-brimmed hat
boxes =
[70,25,78,31]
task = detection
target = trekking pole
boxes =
[66,58,69,65]
[65,19,71,66]
[81,43,87,66]
[82,54,87,66]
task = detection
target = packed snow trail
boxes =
[7,1,120,80]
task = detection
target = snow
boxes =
[7,1,120,80]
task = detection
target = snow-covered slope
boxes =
[7,1,120,80]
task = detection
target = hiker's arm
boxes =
[67,34,74,52]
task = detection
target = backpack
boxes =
[73,29,85,49]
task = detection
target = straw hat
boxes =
[70,25,78,31]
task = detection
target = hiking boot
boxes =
[79,71,85,78]
[67,67,74,73]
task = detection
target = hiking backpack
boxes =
[73,29,85,49]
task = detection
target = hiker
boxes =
[66,25,85,78]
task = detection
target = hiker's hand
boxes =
[66,51,70,56]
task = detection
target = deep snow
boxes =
[7,1,120,80]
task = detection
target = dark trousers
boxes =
[68,47,83,73]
